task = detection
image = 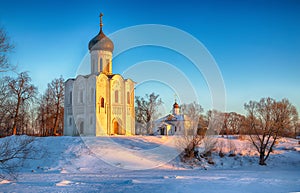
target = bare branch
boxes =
[0,135,44,180]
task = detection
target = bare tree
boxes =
[181,102,204,134]
[0,135,43,179]
[0,27,15,136]
[0,79,14,136]
[206,109,224,135]
[295,120,300,137]
[0,27,14,72]
[244,97,298,165]
[7,72,37,135]
[135,93,163,134]
[178,102,204,158]
[48,77,64,135]
[221,112,245,137]
[37,89,53,136]
[35,77,64,136]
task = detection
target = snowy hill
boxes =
[0,135,299,193]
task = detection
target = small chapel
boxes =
[64,13,135,136]
[154,101,190,136]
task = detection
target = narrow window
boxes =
[69,117,72,126]
[80,90,83,103]
[100,58,103,72]
[101,97,105,108]
[115,90,119,103]
[106,59,110,72]
[127,92,130,104]
[92,58,95,72]
[69,91,72,105]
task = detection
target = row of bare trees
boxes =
[0,27,65,137]
[0,27,62,179]
[0,74,65,137]
[179,98,299,165]
[135,93,299,139]
[0,26,14,73]
[35,77,64,136]
[135,92,299,165]
[207,100,299,139]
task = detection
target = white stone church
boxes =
[64,13,135,136]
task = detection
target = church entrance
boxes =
[113,120,119,134]
[112,119,125,135]
[79,121,84,135]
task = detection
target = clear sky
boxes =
[0,0,299,115]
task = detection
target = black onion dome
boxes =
[88,13,114,52]
[88,29,114,52]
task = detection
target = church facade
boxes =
[64,14,135,136]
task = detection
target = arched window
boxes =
[127,92,130,104]
[80,90,83,103]
[101,97,105,108]
[69,91,72,105]
[100,58,103,72]
[115,90,119,103]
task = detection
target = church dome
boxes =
[88,13,114,52]
[173,102,179,108]
[88,30,114,52]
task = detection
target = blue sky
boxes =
[0,0,299,114]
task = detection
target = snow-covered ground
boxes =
[0,135,299,193]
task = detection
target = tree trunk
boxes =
[12,97,21,135]
[53,107,59,135]
[259,152,266,165]
[146,121,151,135]
[12,125,17,135]
[53,98,60,135]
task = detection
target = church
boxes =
[154,101,190,136]
[64,13,135,136]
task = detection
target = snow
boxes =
[55,180,72,186]
[0,135,299,192]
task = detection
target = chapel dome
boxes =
[173,102,179,109]
[88,13,114,52]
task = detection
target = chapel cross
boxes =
[100,13,104,29]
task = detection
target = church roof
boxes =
[155,114,185,123]
[88,13,114,52]
[72,72,135,83]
